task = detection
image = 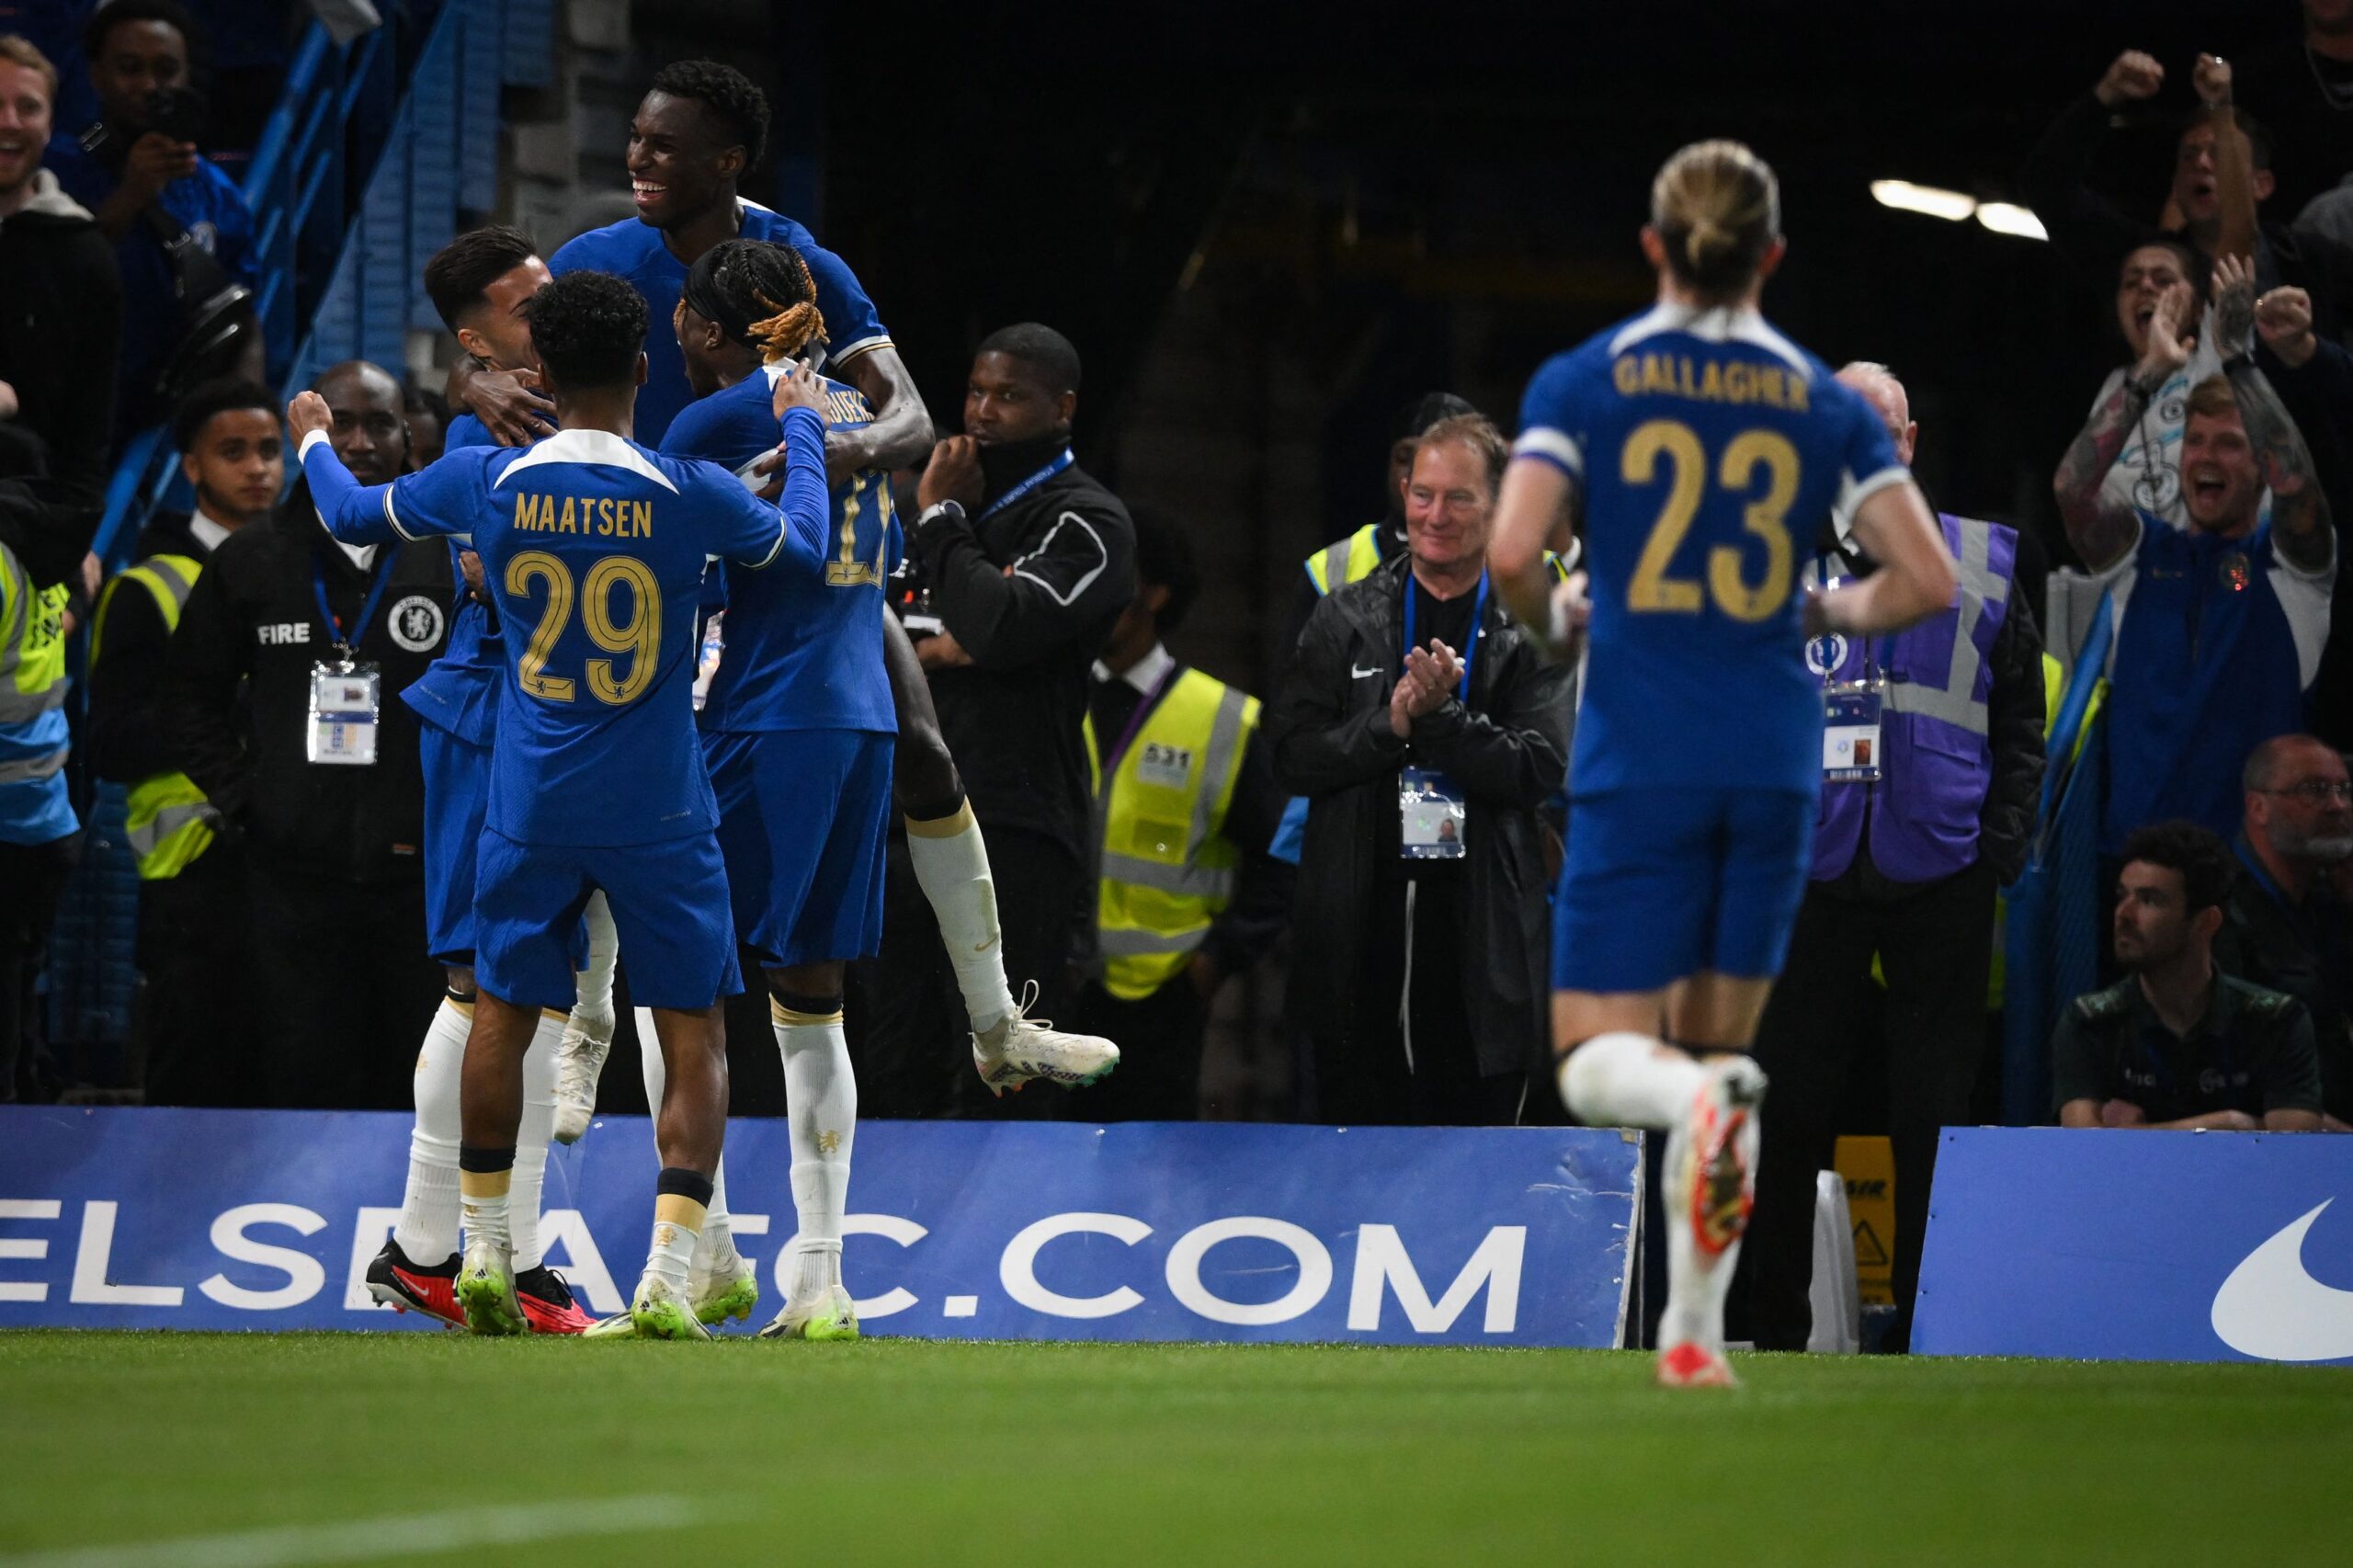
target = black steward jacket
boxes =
[159,481,453,882]
[1269,552,1574,1077]
[909,462,1137,853]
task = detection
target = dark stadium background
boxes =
[611,0,2286,1114]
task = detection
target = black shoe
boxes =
[366,1238,462,1326]
[515,1266,595,1335]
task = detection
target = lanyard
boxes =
[978,448,1074,520]
[313,548,395,659]
[1402,571,1489,699]
[1100,662,1179,778]
[2233,841,2296,922]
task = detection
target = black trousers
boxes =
[245,859,442,1110]
[137,844,260,1108]
[0,833,78,1103]
[849,826,1086,1119]
[1065,973,1208,1121]
[1733,858,1995,1352]
[1313,874,1531,1128]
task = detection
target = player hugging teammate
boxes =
[345,61,1116,1341]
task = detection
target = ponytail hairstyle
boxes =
[1650,139,1781,303]
[680,238,828,363]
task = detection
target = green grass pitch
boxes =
[1,1333,2345,1566]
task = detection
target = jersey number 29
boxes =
[505,551,661,706]
[1621,418,1799,622]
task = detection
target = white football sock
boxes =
[571,891,619,1033]
[646,1196,703,1295]
[1660,1083,1762,1353]
[637,1006,735,1260]
[393,996,468,1263]
[775,998,855,1300]
[460,1182,510,1255]
[904,801,1017,1035]
[1558,1030,1707,1129]
[509,1010,563,1273]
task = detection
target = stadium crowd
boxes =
[3,1,2353,1349]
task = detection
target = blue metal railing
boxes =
[51,0,555,1080]
[88,0,552,573]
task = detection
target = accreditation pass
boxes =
[308,662,381,766]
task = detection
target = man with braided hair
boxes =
[656,241,1118,1336]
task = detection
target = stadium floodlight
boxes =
[1870,180,1977,222]
[1974,202,2049,241]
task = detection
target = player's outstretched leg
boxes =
[552,891,620,1143]
[621,1004,730,1341]
[881,612,1119,1096]
[454,991,542,1336]
[1557,1020,1766,1388]
[369,981,473,1327]
[624,1005,756,1326]
[758,975,858,1342]
[512,1009,593,1334]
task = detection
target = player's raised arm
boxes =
[290,392,478,547]
[718,366,830,571]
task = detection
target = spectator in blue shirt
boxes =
[43,0,256,429]
[2055,255,2336,851]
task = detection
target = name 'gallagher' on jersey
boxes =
[298,409,833,848]
[1513,302,1907,798]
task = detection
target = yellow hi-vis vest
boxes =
[1302,524,1574,597]
[91,553,216,880]
[0,541,70,793]
[1084,666,1257,1001]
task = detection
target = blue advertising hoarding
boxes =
[1915,1126,2353,1365]
[0,1109,1642,1346]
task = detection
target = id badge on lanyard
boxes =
[1396,574,1486,860]
[309,661,381,765]
[308,550,393,767]
[1400,765,1467,859]
[1822,677,1887,784]
[693,608,727,712]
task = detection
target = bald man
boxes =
[158,360,453,1109]
[1728,362,2048,1355]
[2218,733,2353,1130]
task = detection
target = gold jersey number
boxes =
[1620,419,1800,622]
[505,550,662,705]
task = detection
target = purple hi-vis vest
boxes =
[1802,513,2016,884]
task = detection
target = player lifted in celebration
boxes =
[297,269,835,1340]
[1487,142,1956,1387]
[458,59,926,464]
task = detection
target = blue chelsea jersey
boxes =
[398,413,509,747]
[1514,303,1908,796]
[548,205,890,447]
[659,367,900,735]
[304,415,831,847]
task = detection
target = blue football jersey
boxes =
[398,414,512,746]
[304,414,831,846]
[1515,304,1907,797]
[548,205,889,447]
[660,368,899,735]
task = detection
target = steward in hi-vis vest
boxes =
[1068,506,1292,1119]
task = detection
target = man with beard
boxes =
[159,360,450,1108]
[862,323,1133,1115]
[2054,255,2335,851]
[2219,733,2353,1130]
[2054,822,2323,1132]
